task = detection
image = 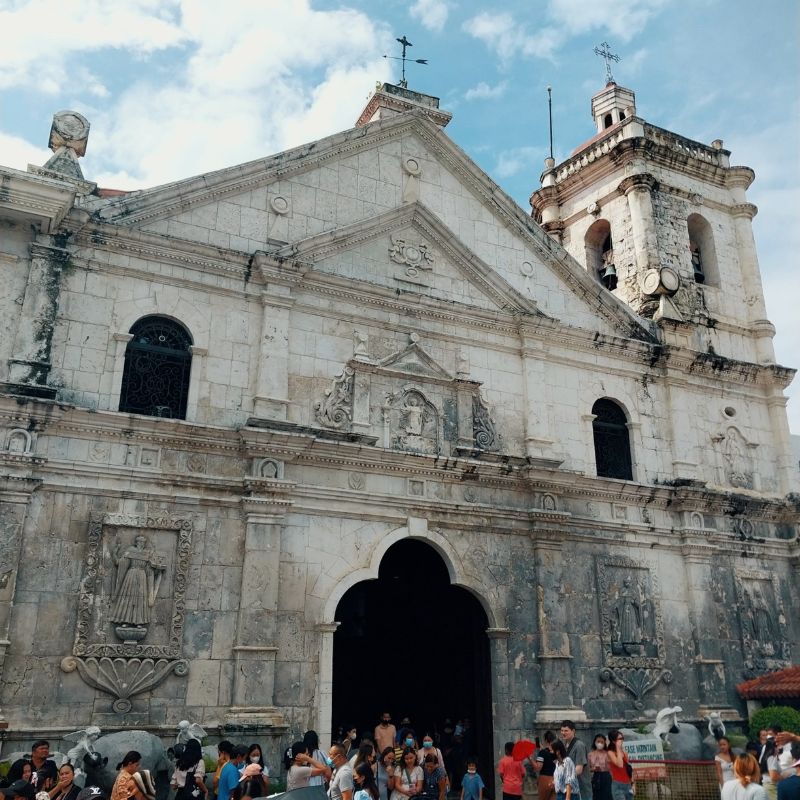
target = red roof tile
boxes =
[736,665,800,699]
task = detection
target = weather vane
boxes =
[384,35,428,89]
[594,41,621,83]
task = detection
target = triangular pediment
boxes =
[272,202,541,316]
[88,109,655,342]
[377,339,454,381]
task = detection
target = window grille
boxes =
[119,317,192,419]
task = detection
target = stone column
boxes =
[455,379,478,451]
[487,628,511,759]
[252,288,294,421]
[316,621,340,750]
[6,244,69,397]
[619,174,658,282]
[226,492,291,726]
[663,379,698,481]
[731,203,769,322]
[0,475,41,726]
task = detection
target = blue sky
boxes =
[1,0,798,430]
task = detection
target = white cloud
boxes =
[464,81,507,101]
[0,131,51,171]
[464,0,668,63]
[463,12,562,63]
[1,0,394,188]
[410,0,449,32]
[0,0,185,93]
[494,146,546,179]
[547,0,668,40]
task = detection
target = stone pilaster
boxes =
[520,333,561,464]
[252,287,295,421]
[680,537,731,712]
[0,474,41,726]
[531,532,585,721]
[5,244,69,398]
[487,627,511,757]
[226,486,293,726]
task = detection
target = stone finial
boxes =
[49,110,90,156]
[43,110,90,180]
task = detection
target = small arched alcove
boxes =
[332,539,492,782]
[592,398,633,480]
[119,316,193,419]
[585,219,617,289]
[687,213,718,285]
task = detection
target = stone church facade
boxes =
[0,82,797,757]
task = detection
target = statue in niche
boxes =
[110,534,166,638]
[401,393,427,436]
[722,427,751,488]
[612,577,644,656]
[744,587,775,656]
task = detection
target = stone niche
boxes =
[60,513,192,713]
[314,334,499,456]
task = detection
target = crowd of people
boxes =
[2,718,799,800]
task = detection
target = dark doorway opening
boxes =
[332,539,493,787]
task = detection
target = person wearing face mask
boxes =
[395,733,418,766]
[417,736,446,781]
[588,736,611,800]
[343,728,359,759]
[460,758,484,800]
[240,745,268,779]
[350,744,376,773]
[377,748,397,800]
[375,715,397,755]
[328,744,354,800]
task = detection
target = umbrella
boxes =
[511,739,536,761]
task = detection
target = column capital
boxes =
[486,627,511,639]
[619,173,657,196]
[731,202,758,220]
[316,622,341,634]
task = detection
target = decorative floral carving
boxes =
[348,472,365,490]
[314,366,354,430]
[389,235,434,279]
[600,667,673,709]
[61,655,188,714]
[472,395,498,451]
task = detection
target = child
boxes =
[461,759,484,800]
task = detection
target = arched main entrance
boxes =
[332,539,493,782]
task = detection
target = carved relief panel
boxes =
[735,569,790,678]
[60,513,192,713]
[313,334,501,457]
[595,555,670,708]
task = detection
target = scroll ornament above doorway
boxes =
[313,333,501,457]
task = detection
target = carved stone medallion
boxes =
[389,235,434,279]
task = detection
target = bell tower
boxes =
[530,81,777,367]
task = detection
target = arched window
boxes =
[603,113,613,129]
[119,316,192,419]
[585,219,617,289]
[592,399,633,480]
[687,213,718,285]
